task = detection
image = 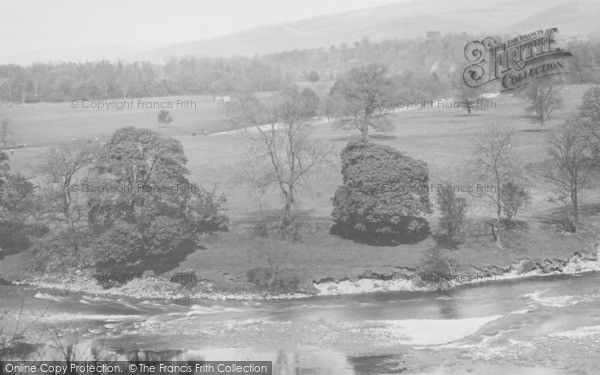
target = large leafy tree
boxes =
[329,63,395,140]
[331,140,432,245]
[87,127,228,274]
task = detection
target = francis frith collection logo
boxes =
[463,28,573,91]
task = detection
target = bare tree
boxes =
[329,63,395,141]
[516,77,562,127]
[36,139,101,248]
[232,87,335,238]
[532,121,594,236]
[472,124,520,249]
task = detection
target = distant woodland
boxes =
[0,33,599,103]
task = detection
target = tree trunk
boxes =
[282,191,294,239]
[572,185,579,237]
[495,180,503,249]
[362,114,370,141]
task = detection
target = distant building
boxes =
[564,33,590,44]
[575,34,590,43]
[426,31,442,39]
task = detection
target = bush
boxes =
[246,238,302,293]
[246,267,301,293]
[170,269,198,288]
[418,245,460,284]
[500,181,531,220]
[436,182,468,248]
[331,140,432,245]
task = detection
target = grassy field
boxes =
[2,85,600,289]
[1,95,229,148]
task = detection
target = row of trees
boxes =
[11,31,600,105]
[0,58,286,103]
[0,128,228,277]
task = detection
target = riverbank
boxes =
[4,244,599,301]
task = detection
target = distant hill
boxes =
[137,0,600,62]
[4,0,599,65]
[0,45,142,66]
[510,0,600,37]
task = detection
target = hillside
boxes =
[137,0,599,61]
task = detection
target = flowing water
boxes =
[2,273,600,374]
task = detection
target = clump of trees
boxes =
[331,140,431,245]
[87,128,228,275]
[0,151,37,257]
[6,127,228,279]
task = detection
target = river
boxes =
[1,273,600,374]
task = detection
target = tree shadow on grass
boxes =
[149,240,205,274]
[431,233,464,250]
[331,134,398,143]
[330,217,430,246]
[529,203,593,234]
[452,112,487,118]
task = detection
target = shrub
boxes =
[500,181,531,220]
[170,269,198,288]
[436,182,468,247]
[418,245,460,284]
[246,238,301,293]
[331,140,432,245]
[246,267,301,293]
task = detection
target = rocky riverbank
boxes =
[313,248,600,296]
[7,246,600,301]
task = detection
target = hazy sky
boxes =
[0,0,407,56]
